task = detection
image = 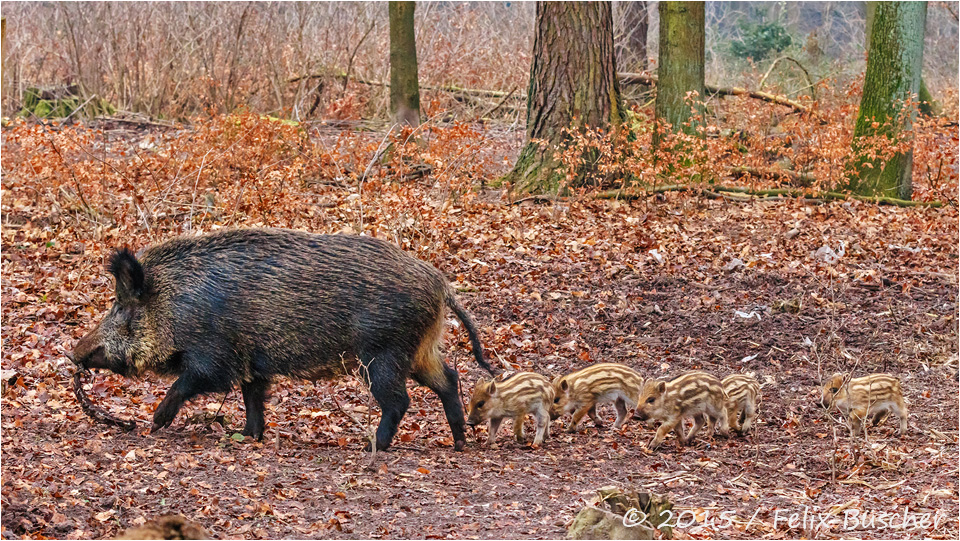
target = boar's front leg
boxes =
[152,364,230,433]
[240,378,270,440]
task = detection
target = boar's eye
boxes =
[476,400,485,409]
[553,397,560,404]
[829,387,838,393]
[646,397,656,404]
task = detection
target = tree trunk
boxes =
[865,1,936,116]
[389,1,420,127]
[504,2,624,194]
[654,1,705,144]
[621,2,649,71]
[847,1,926,200]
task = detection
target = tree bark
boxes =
[865,1,936,116]
[654,1,705,144]
[503,1,624,194]
[389,1,420,127]
[620,2,649,71]
[847,1,927,200]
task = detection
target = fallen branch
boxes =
[595,184,943,207]
[759,56,817,100]
[479,85,520,119]
[730,165,816,187]
[72,370,137,431]
[619,72,822,121]
[290,71,824,120]
[509,194,562,205]
[288,72,519,99]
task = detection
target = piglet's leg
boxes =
[741,403,757,434]
[849,407,867,437]
[487,417,504,448]
[887,402,908,435]
[613,398,629,429]
[568,407,589,432]
[650,419,680,449]
[587,404,605,429]
[532,411,549,445]
[684,414,707,444]
[513,415,526,443]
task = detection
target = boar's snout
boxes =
[73,334,129,377]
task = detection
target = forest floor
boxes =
[1,117,958,539]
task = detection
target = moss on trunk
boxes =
[389,1,420,127]
[846,1,927,200]
[654,1,705,146]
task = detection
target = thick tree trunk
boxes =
[847,1,926,200]
[865,1,936,116]
[504,1,624,194]
[621,2,649,71]
[389,1,420,127]
[654,1,705,145]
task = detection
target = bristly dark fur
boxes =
[74,228,491,452]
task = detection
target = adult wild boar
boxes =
[72,228,495,451]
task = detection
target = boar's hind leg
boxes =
[240,378,270,440]
[366,355,411,451]
[413,364,467,452]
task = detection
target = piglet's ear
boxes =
[656,381,666,393]
[109,248,145,303]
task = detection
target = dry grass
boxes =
[2,2,956,121]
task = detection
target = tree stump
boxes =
[568,486,673,540]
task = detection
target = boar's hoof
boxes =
[362,440,392,453]
[241,427,265,441]
[152,408,178,433]
[454,439,466,452]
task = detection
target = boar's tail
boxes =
[445,295,497,376]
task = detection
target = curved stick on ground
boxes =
[72,370,137,431]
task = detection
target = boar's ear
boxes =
[560,378,569,392]
[109,248,145,303]
[488,380,498,396]
[656,381,666,393]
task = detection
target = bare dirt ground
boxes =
[2,120,958,539]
